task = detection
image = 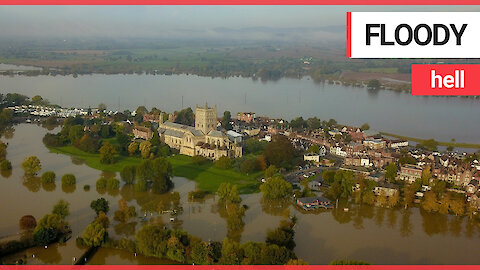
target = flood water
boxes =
[1,124,480,265]
[1,74,480,144]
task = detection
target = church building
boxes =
[158,103,242,160]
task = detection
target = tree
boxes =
[330,259,370,265]
[61,174,76,186]
[98,103,107,112]
[263,135,295,169]
[264,165,278,179]
[128,142,139,156]
[221,111,232,130]
[360,123,370,131]
[22,156,41,176]
[290,117,307,130]
[190,240,210,265]
[139,141,152,159]
[82,221,107,247]
[306,117,321,130]
[135,223,170,258]
[219,238,243,265]
[421,165,432,185]
[367,79,381,90]
[52,200,70,219]
[76,134,100,153]
[240,159,258,174]
[0,140,7,160]
[192,155,207,165]
[217,183,241,204]
[150,130,161,147]
[99,141,117,164]
[68,125,84,143]
[260,175,293,200]
[90,198,110,215]
[120,165,136,184]
[450,196,466,216]
[266,219,296,250]
[385,163,397,182]
[0,159,12,171]
[174,107,194,126]
[215,156,233,169]
[422,191,439,212]
[41,171,56,184]
[19,215,37,230]
[322,170,336,185]
[32,95,44,105]
[307,144,320,153]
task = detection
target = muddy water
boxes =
[1,124,480,265]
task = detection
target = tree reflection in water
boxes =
[23,176,41,192]
[42,181,56,192]
[261,198,290,218]
[1,168,12,178]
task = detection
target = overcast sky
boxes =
[1,6,479,41]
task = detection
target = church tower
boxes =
[195,102,217,134]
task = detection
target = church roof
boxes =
[164,129,184,138]
[207,130,224,138]
[160,121,204,137]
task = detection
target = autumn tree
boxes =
[22,156,41,176]
[99,141,117,164]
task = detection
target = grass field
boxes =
[380,132,480,149]
[48,146,261,194]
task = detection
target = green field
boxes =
[48,146,262,194]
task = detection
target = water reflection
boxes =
[23,176,41,192]
[3,124,480,264]
[1,169,12,178]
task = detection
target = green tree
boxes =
[215,156,233,169]
[260,175,293,200]
[190,240,210,265]
[41,171,56,184]
[120,165,136,184]
[306,117,321,130]
[0,140,7,160]
[266,219,296,250]
[240,159,257,174]
[128,142,139,156]
[307,144,320,153]
[264,165,278,179]
[61,174,76,186]
[361,123,370,131]
[139,141,152,159]
[221,111,233,130]
[22,156,41,176]
[52,199,70,219]
[174,107,194,126]
[135,223,170,258]
[99,141,117,164]
[367,79,381,90]
[217,183,241,204]
[385,163,398,182]
[90,198,110,215]
[263,135,295,169]
[219,238,243,265]
[68,125,84,143]
[0,159,12,171]
[82,221,107,247]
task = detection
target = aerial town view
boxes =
[1,5,480,266]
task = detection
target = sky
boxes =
[1,6,479,41]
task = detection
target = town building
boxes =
[158,103,242,160]
[237,112,256,123]
[133,126,153,140]
[397,164,423,183]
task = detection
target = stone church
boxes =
[158,103,242,160]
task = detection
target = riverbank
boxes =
[48,146,261,194]
[380,132,480,150]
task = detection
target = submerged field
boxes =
[48,145,261,194]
